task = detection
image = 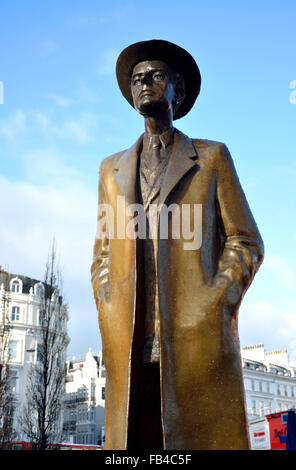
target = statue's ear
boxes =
[176,87,185,105]
[173,75,185,115]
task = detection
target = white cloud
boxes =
[0,155,100,355]
[0,110,26,139]
[48,94,75,108]
[0,98,102,354]
[0,168,96,270]
[0,107,99,144]
[47,87,100,108]
[29,109,98,143]
[239,301,296,361]
[32,110,51,130]
[56,115,95,142]
[21,147,80,183]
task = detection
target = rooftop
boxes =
[0,268,41,294]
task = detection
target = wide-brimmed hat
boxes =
[116,39,201,120]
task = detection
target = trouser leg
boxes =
[127,363,163,450]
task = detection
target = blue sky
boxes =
[0,0,296,359]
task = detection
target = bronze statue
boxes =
[91,40,264,450]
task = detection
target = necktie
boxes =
[150,135,161,168]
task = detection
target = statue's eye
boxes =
[133,77,141,85]
[153,72,165,81]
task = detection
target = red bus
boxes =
[249,410,290,450]
[266,411,288,450]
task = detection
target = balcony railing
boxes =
[63,395,88,404]
[62,420,76,428]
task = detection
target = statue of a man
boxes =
[91,40,264,450]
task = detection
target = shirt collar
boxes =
[142,127,175,152]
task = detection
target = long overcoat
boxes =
[91,129,264,450]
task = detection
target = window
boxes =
[259,381,263,392]
[251,400,256,416]
[9,370,18,392]
[259,401,264,416]
[8,340,19,361]
[266,401,272,414]
[35,283,44,298]
[57,315,63,331]
[91,379,96,402]
[37,344,44,362]
[101,386,105,400]
[56,352,61,368]
[11,306,20,321]
[11,280,20,293]
[251,379,255,391]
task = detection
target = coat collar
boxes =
[158,129,199,207]
[114,128,199,206]
[142,127,174,151]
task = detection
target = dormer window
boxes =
[35,283,44,298]
[11,280,20,293]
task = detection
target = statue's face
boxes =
[131,60,178,117]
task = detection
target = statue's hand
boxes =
[205,273,244,311]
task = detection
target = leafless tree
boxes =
[0,271,15,449]
[21,243,69,450]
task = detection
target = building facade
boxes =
[0,268,69,440]
[62,344,296,447]
[242,344,296,420]
[62,348,106,446]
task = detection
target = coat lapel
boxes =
[114,134,143,205]
[158,129,199,207]
[114,129,199,207]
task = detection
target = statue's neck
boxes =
[144,114,173,136]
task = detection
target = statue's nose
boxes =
[141,74,152,86]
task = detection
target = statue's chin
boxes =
[135,99,171,118]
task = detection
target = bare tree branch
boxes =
[20,242,69,450]
[0,271,16,449]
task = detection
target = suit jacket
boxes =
[91,128,264,450]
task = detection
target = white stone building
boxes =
[62,348,106,446]
[241,344,296,420]
[0,268,69,440]
[62,343,296,447]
